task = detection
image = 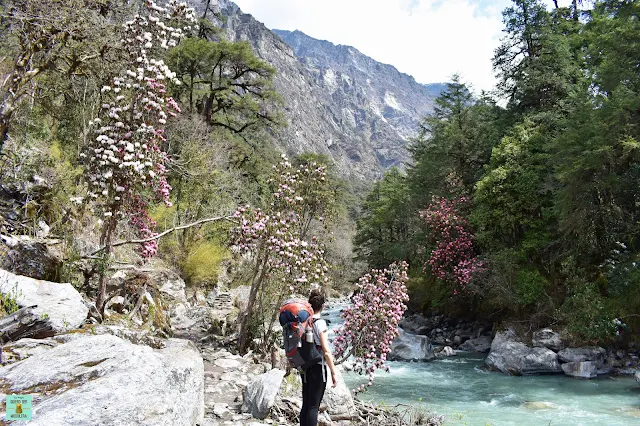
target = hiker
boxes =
[300,289,337,426]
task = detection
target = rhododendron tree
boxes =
[333,261,409,393]
[231,155,330,353]
[82,0,195,315]
[420,193,484,295]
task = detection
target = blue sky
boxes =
[232,0,572,93]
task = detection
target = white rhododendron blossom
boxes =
[83,0,195,258]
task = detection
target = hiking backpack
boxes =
[279,299,323,370]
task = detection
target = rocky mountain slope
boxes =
[196,0,440,181]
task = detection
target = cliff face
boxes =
[196,0,440,181]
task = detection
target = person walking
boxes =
[300,289,337,426]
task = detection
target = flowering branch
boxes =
[333,261,409,393]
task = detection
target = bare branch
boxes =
[88,215,237,256]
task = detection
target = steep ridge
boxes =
[195,0,440,181]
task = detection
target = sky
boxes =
[232,0,574,93]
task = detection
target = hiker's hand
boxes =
[331,374,338,388]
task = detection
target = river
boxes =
[323,304,640,426]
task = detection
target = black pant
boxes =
[300,363,326,426]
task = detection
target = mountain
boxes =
[195,1,440,181]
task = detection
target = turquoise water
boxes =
[324,304,640,426]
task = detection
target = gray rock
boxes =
[389,328,435,361]
[0,235,61,281]
[486,329,562,375]
[561,361,598,379]
[0,334,204,425]
[0,268,88,333]
[453,335,462,346]
[324,367,356,417]
[635,370,640,384]
[241,368,286,419]
[458,335,492,353]
[558,347,606,367]
[158,271,188,303]
[532,328,565,352]
[1,337,60,364]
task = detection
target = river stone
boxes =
[561,361,598,379]
[389,328,435,361]
[0,334,204,425]
[241,368,286,419]
[486,329,561,375]
[532,328,565,352]
[0,268,88,334]
[458,335,492,353]
[558,347,606,367]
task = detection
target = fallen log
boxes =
[0,305,55,344]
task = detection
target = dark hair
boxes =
[308,289,325,312]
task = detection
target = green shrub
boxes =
[0,287,21,317]
[181,241,229,288]
[515,269,548,307]
[559,281,618,344]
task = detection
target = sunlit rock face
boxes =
[189,1,441,182]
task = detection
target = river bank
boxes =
[323,303,640,426]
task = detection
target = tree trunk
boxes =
[95,213,117,316]
[0,106,13,155]
[238,252,269,353]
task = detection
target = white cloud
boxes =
[232,0,574,92]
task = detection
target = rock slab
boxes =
[242,368,286,420]
[0,268,88,333]
[0,334,204,426]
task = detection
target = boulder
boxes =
[532,328,565,352]
[389,328,435,361]
[485,329,561,375]
[324,367,356,417]
[241,368,286,420]
[0,235,62,281]
[0,334,204,425]
[0,269,88,334]
[561,361,598,379]
[458,335,492,353]
[635,370,639,384]
[558,347,606,367]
